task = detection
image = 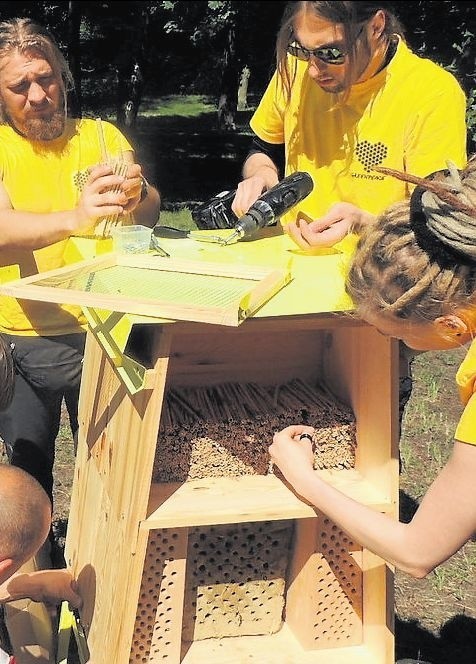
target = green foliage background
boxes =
[0,2,473,149]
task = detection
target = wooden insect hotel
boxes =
[8,233,399,663]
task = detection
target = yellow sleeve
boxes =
[455,393,476,445]
[102,120,134,158]
[455,342,476,445]
[249,70,287,145]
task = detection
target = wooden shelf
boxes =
[145,470,394,529]
[181,623,390,663]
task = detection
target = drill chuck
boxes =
[224,171,313,245]
[232,200,275,239]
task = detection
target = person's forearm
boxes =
[295,445,476,578]
[0,209,82,250]
[296,472,425,575]
[133,184,161,228]
[242,153,280,189]
[0,572,43,603]
[0,569,82,606]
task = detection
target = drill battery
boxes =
[191,190,237,230]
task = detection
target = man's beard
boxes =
[21,109,66,140]
[322,82,346,94]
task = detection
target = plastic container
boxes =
[112,225,151,254]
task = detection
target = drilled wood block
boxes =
[309,522,362,647]
[182,520,294,640]
[129,516,365,662]
[286,516,363,650]
[130,529,188,663]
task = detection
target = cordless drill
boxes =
[191,171,314,244]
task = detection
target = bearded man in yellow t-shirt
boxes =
[0,17,161,662]
[0,18,160,502]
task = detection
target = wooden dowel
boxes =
[96,117,109,163]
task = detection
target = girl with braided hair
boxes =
[269,156,476,577]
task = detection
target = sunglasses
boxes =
[287,25,366,65]
[287,42,347,65]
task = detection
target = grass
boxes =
[395,347,476,662]
[140,94,217,118]
[159,208,195,229]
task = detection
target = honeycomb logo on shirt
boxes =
[356,140,388,172]
[73,168,91,192]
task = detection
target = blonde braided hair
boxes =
[346,156,476,322]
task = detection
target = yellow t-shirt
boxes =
[250,39,467,225]
[455,340,476,445]
[0,118,132,336]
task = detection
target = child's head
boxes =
[346,156,476,350]
[0,464,51,583]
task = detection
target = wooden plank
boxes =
[286,517,362,650]
[180,623,383,663]
[361,549,395,664]
[167,313,366,335]
[322,326,400,501]
[145,472,392,529]
[165,326,325,387]
[66,327,173,664]
[116,253,289,279]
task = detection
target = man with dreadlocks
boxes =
[270,154,476,583]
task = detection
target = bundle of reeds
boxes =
[153,378,356,483]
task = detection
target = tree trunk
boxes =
[217,26,238,132]
[67,1,82,117]
[117,58,145,128]
[116,4,149,129]
[237,65,250,111]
